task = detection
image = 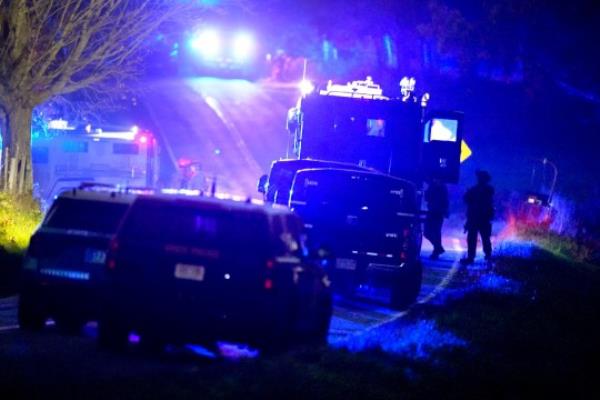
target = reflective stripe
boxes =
[39,268,90,281]
[396,212,416,218]
[275,256,301,264]
[367,263,405,271]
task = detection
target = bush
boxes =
[0,192,42,297]
[0,192,42,253]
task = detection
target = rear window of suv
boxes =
[44,198,130,234]
[120,199,269,249]
[292,170,417,214]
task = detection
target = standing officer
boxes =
[424,178,449,259]
[461,170,494,264]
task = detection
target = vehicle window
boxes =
[44,198,129,234]
[292,172,416,216]
[113,143,140,155]
[62,141,88,153]
[121,200,268,249]
[268,164,296,203]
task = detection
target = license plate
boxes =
[84,248,106,264]
[174,264,205,281]
[335,258,357,270]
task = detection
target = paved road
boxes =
[0,251,463,340]
[141,78,297,195]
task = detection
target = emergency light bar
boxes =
[319,77,389,100]
[89,130,136,140]
[48,119,75,130]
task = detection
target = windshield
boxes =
[121,199,268,249]
[44,198,130,234]
[292,171,416,216]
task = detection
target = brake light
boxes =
[264,259,275,289]
[107,239,119,270]
[109,239,119,252]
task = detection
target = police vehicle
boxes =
[19,187,137,333]
[99,194,332,353]
[32,121,159,208]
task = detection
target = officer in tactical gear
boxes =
[424,178,449,259]
[461,170,494,265]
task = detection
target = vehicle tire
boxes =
[260,295,296,355]
[290,271,333,348]
[18,291,46,331]
[140,330,165,355]
[307,289,332,347]
[54,313,84,335]
[98,314,129,352]
[390,261,423,310]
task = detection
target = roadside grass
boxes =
[0,193,42,297]
[517,225,600,269]
[10,246,600,399]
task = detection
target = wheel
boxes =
[54,313,84,335]
[18,291,46,331]
[390,261,423,310]
[306,288,332,347]
[98,314,129,352]
[140,330,165,355]
[291,270,333,348]
[260,295,297,355]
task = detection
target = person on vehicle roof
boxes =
[461,170,495,265]
[424,178,449,260]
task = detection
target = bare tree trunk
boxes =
[0,104,33,194]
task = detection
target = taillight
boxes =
[107,239,119,270]
[109,239,119,252]
[264,259,275,290]
[400,228,411,260]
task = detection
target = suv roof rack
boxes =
[77,182,155,195]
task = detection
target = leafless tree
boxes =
[0,0,200,193]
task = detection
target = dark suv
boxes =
[99,195,332,353]
[289,168,422,309]
[258,159,373,205]
[19,189,136,332]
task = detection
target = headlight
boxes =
[232,32,254,61]
[190,29,220,59]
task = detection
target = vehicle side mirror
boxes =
[257,174,268,194]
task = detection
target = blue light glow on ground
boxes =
[331,319,467,359]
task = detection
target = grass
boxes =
[4,245,600,399]
[0,192,42,296]
[516,224,600,268]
